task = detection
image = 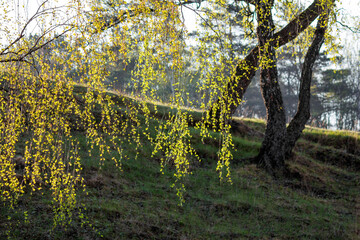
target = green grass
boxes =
[1,90,359,239]
[302,127,360,155]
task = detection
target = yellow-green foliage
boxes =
[153,111,199,205]
[0,0,357,226]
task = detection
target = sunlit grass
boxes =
[1,92,358,239]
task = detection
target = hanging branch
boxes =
[208,0,333,124]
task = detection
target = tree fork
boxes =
[207,0,332,125]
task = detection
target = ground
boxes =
[1,90,359,239]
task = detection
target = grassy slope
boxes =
[1,89,359,239]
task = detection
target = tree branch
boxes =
[208,0,333,123]
[0,0,49,56]
[0,1,76,64]
[285,9,329,158]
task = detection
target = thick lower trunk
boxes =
[206,1,331,177]
[256,85,287,174]
[254,0,286,176]
[285,13,328,158]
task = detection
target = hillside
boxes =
[1,88,359,239]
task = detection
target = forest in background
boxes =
[0,0,359,236]
[100,2,360,131]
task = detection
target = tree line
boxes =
[1,0,359,225]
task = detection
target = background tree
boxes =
[1,0,359,227]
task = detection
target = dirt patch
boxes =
[85,173,106,189]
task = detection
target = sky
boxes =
[17,0,360,31]
[179,0,360,58]
[3,0,360,57]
